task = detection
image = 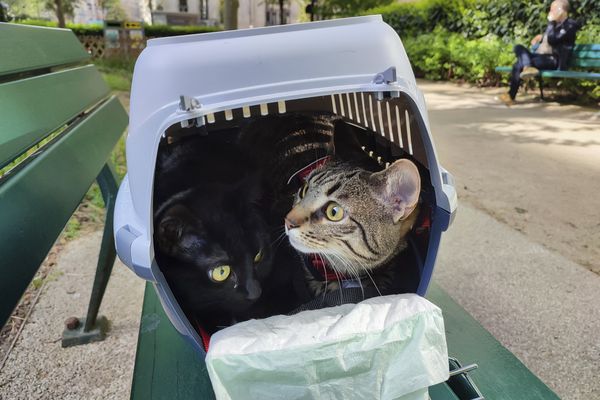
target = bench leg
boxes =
[62,163,119,347]
[538,76,545,101]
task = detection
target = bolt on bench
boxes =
[0,23,128,346]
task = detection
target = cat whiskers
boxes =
[270,228,288,248]
[328,251,365,301]
[353,256,383,297]
[317,253,329,304]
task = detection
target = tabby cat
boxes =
[153,133,275,332]
[285,158,421,298]
[241,112,420,304]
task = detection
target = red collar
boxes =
[309,254,349,281]
[287,156,331,187]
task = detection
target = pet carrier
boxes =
[114,15,457,354]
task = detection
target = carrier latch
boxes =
[373,66,397,85]
[178,95,204,128]
[373,67,400,100]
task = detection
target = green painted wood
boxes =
[0,23,89,76]
[572,51,600,59]
[130,282,216,400]
[426,283,560,400]
[541,70,600,79]
[495,66,512,73]
[0,96,127,328]
[570,59,600,69]
[132,283,559,400]
[0,65,110,168]
[575,44,600,51]
[429,383,460,400]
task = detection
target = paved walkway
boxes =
[0,232,144,400]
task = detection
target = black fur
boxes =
[153,134,275,332]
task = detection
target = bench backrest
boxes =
[0,23,128,328]
[571,44,600,69]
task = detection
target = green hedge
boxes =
[14,20,221,37]
[370,0,600,41]
[402,28,514,84]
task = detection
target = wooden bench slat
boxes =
[572,50,600,59]
[0,96,127,328]
[0,23,89,76]
[571,59,600,69]
[0,65,110,168]
[574,44,600,51]
[541,70,600,79]
[131,283,559,399]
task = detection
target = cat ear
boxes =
[371,159,421,224]
[157,216,184,244]
[156,204,192,246]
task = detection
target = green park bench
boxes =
[495,44,600,100]
[0,23,127,346]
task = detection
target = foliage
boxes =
[99,0,126,21]
[13,20,221,37]
[402,28,514,85]
[144,24,221,37]
[316,0,395,19]
[14,19,104,35]
[370,0,600,41]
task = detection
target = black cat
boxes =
[153,133,275,332]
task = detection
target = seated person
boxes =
[500,0,580,105]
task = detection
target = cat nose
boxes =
[285,217,300,230]
[245,279,262,301]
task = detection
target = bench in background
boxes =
[0,23,128,346]
[495,44,600,99]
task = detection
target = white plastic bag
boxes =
[206,294,449,400]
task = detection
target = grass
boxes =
[95,57,135,92]
[63,59,131,240]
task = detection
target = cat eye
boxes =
[325,202,345,221]
[254,249,264,263]
[299,183,309,199]
[209,265,231,282]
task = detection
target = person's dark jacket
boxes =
[545,18,580,70]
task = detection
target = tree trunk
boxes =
[55,0,66,28]
[223,0,238,30]
[279,0,285,25]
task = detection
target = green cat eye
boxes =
[325,202,345,221]
[254,249,263,263]
[209,265,231,282]
[299,183,308,199]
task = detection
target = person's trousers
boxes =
[509,44,557,99]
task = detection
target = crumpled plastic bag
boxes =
[206,294,449,400]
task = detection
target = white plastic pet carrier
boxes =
[114,15,457,354]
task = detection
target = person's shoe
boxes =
[498,93,516,106]
[520,66,540,79]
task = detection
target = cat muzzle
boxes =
[245,279,262,301]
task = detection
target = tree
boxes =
[223,0,238,30]
[100,0,126,20]
[44,0,78,27]
[314,0,394,19]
